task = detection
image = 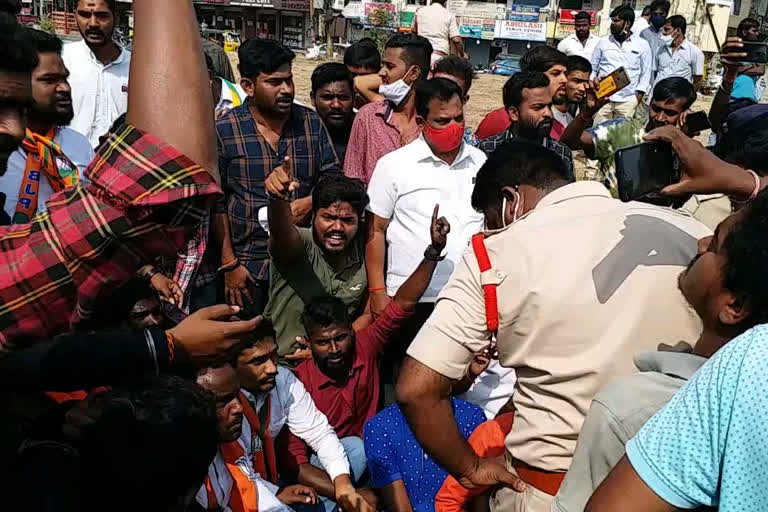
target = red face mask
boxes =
[424,121,465,153]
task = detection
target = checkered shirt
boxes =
[477,128,575,179]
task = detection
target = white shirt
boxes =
[195,368,350,512]
[367,136,486,301]
[460,361,517,420]
[414,3,460,55]
[1,126,93,222]
[557,33,600,61]
[553,107,574,129]
[62,40,131,148]
[632,16,650,34]
[590,34,653,102]
[653,38,704,87]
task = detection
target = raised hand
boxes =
[720,37,747,74]
[582,78,611,118]
[265,156,300,200]
[430,204,451,253]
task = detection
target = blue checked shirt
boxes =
[215,101,342,279]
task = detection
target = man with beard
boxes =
[62,0,130,147]
[194,364,319,512]
[235,326,376,512]
[0,29,93,225]
[478,72,574,176]
[590,5,652,125]
[263,174,368,361]
[561,76,695,194]
[520,47,571,141]
[283,207,450,511]
[311,63,355,163]
[557,11,599,61]
[213,39,341,319]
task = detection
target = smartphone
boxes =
[596,67,631,99]
[741,42,768,64]
[614,141,680,205]
[684,111,711,133]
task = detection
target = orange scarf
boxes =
[203,393,278,511]
[14,127,79,224]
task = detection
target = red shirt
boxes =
[286,301,411,465]
[475,106,511,140]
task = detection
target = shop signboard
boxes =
[232,0,277,7]
[195,0,231,4]
[458,16,496,39]
[558,9,597,24]
[399,11,415,32]
[505,5,539,22]
[494,19,547,41]
[282,0,310,10]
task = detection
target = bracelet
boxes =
[217,259,241,274]
[731,169,761,204]
[140,266,162,282]
[368,287,386,292]
[424,245,444,262]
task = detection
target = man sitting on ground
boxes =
[264,174,368,361]
[235,323,375,511]
[284,206,451,510]
[311,63,356,163]
[477,72,574,176]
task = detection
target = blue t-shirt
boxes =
[363,398,486,512]
[626,324,768,511]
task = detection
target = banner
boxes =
[558,9,597,24]
[399,11,414,32]
[458,16,496,39]
[505,5,540,22]
[494,19,547,41]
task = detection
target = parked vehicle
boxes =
[490,53,521,76]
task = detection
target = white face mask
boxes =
[379,78,412,106]
[501,189,523,228]
[660,33,675,46]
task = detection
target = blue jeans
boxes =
[294,436,367,512]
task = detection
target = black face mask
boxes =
[650,14,666,29]
[611,24,628,41]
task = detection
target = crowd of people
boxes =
[1,0,768,511]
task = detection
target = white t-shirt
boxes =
[557,33,600,61]
[62,40,131,148]
[366,136,486,301]
[1,126,94,222]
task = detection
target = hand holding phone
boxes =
[596,67,631,99]
[615,141,680,205]
[682,111,711,134]
[740,41,768,64]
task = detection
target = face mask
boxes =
[660,33,675,46]
[611,24,628,41]
[379,79,412,106]
[651,14,666,29]
[424,121,464,153]
[501,189,524,228]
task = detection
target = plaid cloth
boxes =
[215,101,341,279]
[477,128,575,180]
[0,125,222,352]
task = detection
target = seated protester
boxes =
[1,28,94,226]
[194,364,318,512]
[84,277,171,331]
[366,78,486,322]
[395,141,709,512]
[311,63,356,163]
[264,174,368,361]
[11,374,220,512]
[519,46,570,141]
[0,0,221,347]
[435,411,516,512]
[364,398,486,512]
[560,76,695,193]
[206,52,245,119]
[432,55,480,146]
[284,208,451,509]
[565,55,592,117]
[235,324,376,511]
[584,147,768,512]
[477,72,574,177]
[553,157,768,512]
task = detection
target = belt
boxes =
[510,459,565,496]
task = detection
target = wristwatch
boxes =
[139,266,162,282]
[424,245,445,262]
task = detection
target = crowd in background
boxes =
[1,0,768,511]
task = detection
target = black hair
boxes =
[610,5,635,25]
[433,55,478,94]
[666,14,687,34]
[737,17,759,37]
[649,0,671,14]
[641,5,652,16]
[385,33,433,81]
[0,0,20,16]
[238,319,278,350]
[722,190,768,325]
[311,62,354,95]
[520,46,568,73]
[238,38,295,80]
[24,27,63,55]
[311,175,369,217]
[567,55,592,75]
[471,140,573,212]
[78,277,158,331]
[0,16,38,73]
[502,71,550,110]
[76,0,117,13]
[415,77,463,118]
[344,38,381,72]
[78,375,218,512]
[301,296,352,335]
[652,77,696,110]
[574,11,592,24]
